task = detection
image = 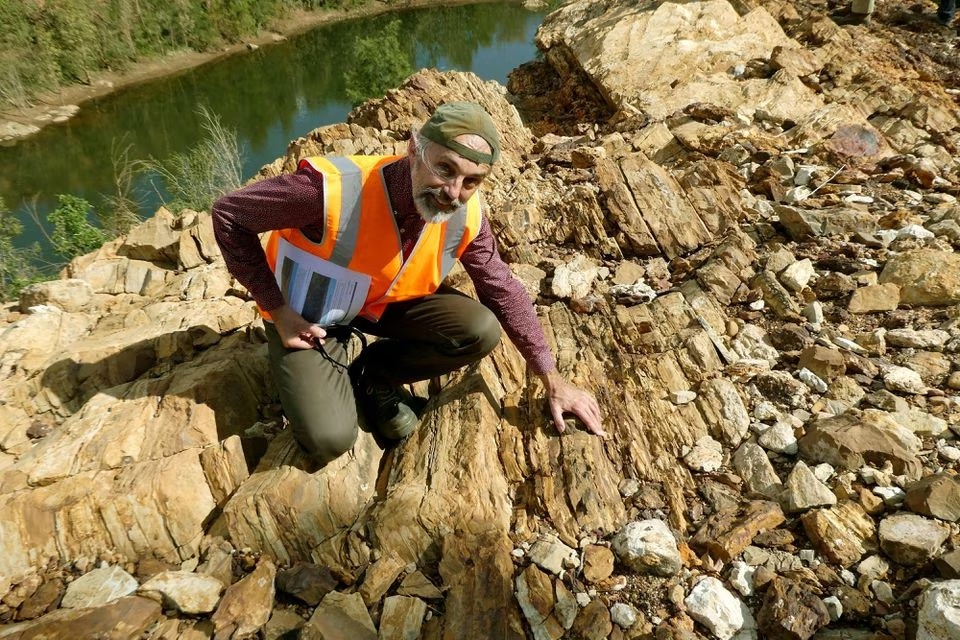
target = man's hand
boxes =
[271,304,327,350]
[538,370,606,437]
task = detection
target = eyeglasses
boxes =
[418,146,488,191]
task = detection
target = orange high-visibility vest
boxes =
[261,155,483,323]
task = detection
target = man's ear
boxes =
[407,137,416,159]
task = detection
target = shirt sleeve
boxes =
[212,170,325,312]
[459,215,557,375]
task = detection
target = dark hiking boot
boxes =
[356,373,420,441]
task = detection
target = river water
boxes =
[1,2,547,266]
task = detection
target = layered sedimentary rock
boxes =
[2,0,959,637]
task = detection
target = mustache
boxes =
[421,186,453,204]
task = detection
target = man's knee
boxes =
[464,306,501,357]
[292,417,358,466]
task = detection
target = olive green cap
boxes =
[419,102,500,165]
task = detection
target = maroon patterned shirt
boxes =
[212,156,556,374]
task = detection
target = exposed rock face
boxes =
[2,0,959,637]
[536,0,830,123]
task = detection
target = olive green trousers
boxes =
[265,288,501,466]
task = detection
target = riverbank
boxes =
[0,0,546,146]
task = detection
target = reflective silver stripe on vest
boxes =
[440,208,468,278]
[326,156,364,266]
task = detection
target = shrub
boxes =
[142,105,244,213]
[0,199,42,302]
[48,195,109,260]
[99,138,143,236]
[45,0,100,84]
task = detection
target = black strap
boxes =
[312,325,367,372]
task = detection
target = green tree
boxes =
[48,195,109,260]
[343,19,412,106]
[0,199,42,302]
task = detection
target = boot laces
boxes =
[366,378,405,418]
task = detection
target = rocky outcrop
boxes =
[1,0,959,638]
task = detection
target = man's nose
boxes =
[442,176,464,202]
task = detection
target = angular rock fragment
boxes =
[754,370,810,409]
[685,576,756,640]
[775,205,878,239]
[264,608,307,638]
[515,564,564,640]
[138,571,224,615]
[756,577,830,640]
[893,409,949,437]
[885,328,950,349]
[528,534,578,576]
[733,441,783,499]
[879,249,960,306]
[302,591,377,640]
[878,513,949,566]
[684,435,724,472]
[802,502,877,567]
[916,580,960,640]
[882,365,926,395]
[782,461,837,513]
[571,597,612,640]
[691,500,786,562]
[904,474,960,522]
[755,271,801,318]
[611,519,681,577]
[582,545,614,584]
[935,550,960,579]
[397,571,443,600]
[847,284,900,314]
[798,346,846,382]
[798,410,922,480]
[379,596,428,640]
[211,558,276,639]
[0,596,161,638]
[696,378,751,446]
[60,565,138,610]
[358,553,405,607]
[780,259,816,292]
[759,420,799,455]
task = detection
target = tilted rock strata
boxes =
[2,0,960,637]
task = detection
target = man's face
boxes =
[409,135,490,224]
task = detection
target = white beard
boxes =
[414,188,465,224]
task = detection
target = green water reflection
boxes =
[2,2,546,261]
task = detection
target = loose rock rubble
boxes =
[1,0,959,638]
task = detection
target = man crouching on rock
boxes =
[212,101,605,467]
